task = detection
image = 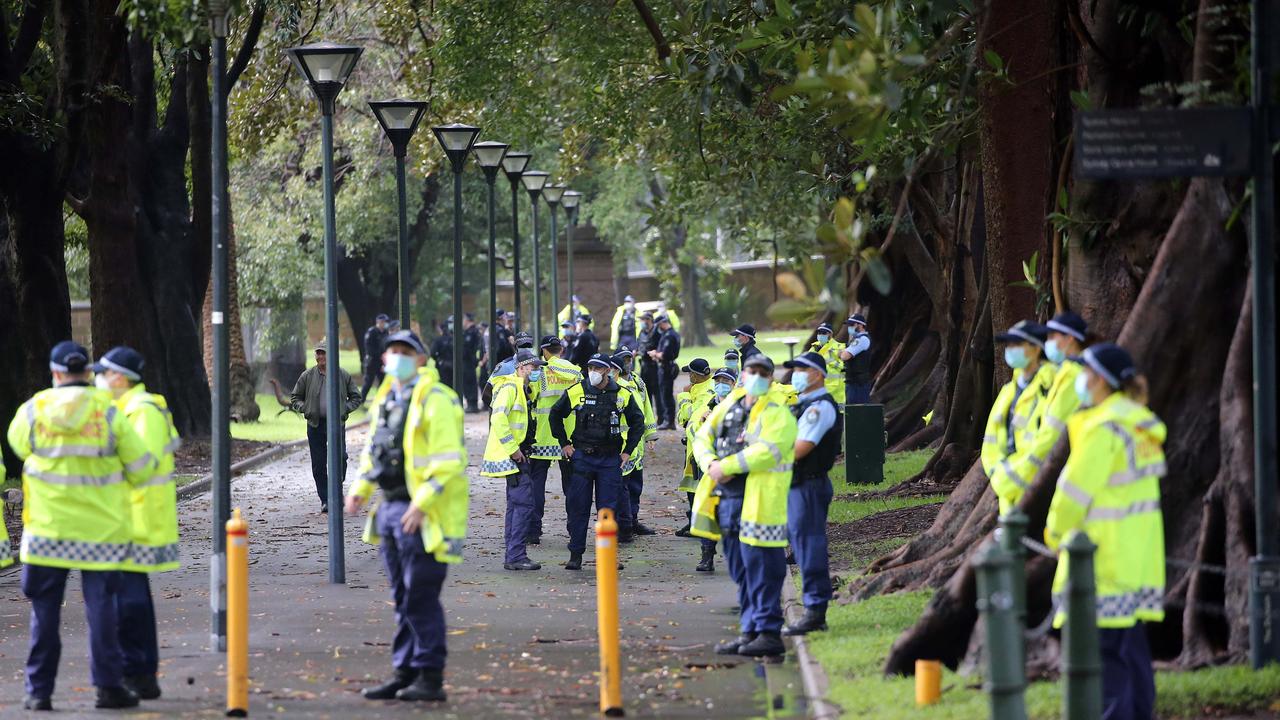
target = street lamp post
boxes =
[542,183,565,327]
[287,40,363,586]
[208,0,232,651]
[471,140,510,386]
[501,152,532,330]
[369,99,428,330]
[520,170,550,340]
[432,123,482,392]
[561,190,582,321]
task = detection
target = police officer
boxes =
[92,347,181,699]
[559,294,590,326]
[481,349,545,571]
[676,361,727,573]
[362,313,390,400]
[548,353,645,571]
[983,320,1057,515]
[527,336,583,544]
[1045,344,1164,720]
[345,330,468,702]
[611,349,658,541]
[610,295,640,351]
[569,315,599,369]
[461,313,484,414]
[691,354,797,659]
[729,324,764,368]
[430,319,455,390]
[7,341,156,710]
[723,348,741,377]
[840,314,873,404]
[638,311,659,410]
[779,352,842,636]
[650,314,681,429]
[808,323,845,401]
[492,309,516,367]
[560,320,576,348]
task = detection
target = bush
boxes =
[703,284,751,332]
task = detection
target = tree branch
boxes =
[6,0,50,82]
[224,0,266,93]
[631,0,671,61]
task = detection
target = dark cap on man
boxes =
[784,351,827,376]
[586,353,612,368]
[385,330,427,355]
[995,320,1049,348]
[515,349,545,368]
[92,346,145,381]
[540,335,562,350]
[743,354,775,374]
[50,340,90,374]
[1046,311,1088,342]
[730,324,756,340]
[514,331,535,348]
[682,358,711,375]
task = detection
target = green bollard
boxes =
[1062,531,1102,720]
[844,403,885,485]
[997,510,1029,671]
[975,541,1028,720]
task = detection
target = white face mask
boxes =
[1074,371,1094,407]
[384,353,417,381]
[588,370,605,386]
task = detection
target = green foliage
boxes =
[702,282,752,333]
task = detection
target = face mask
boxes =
[528,370,542,383]
[744,373,770,397]
[625,302,635,310]
[714,382,732,397]
[1045,339,1066,364]
[384,353,416,381]
[94,375,123,397]
[816,334,830,344]
[588,370,604,386]
[1003,346,1029,370]
[733,337,743,348]
[1074,371,1094,407]
[791,371,812,393]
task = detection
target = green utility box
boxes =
[845,403,885,485]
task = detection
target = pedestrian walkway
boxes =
[0,415,807,718]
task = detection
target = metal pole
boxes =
[321,107,345,585]
[1063,532,1102,720]
[998,510,1029,672]
[531,198,542,342]
[511,180,522,332]
[487,177,498,384]
[1251,0,1280,670]
[549,204,559,330]
[567,207,577,318]
[209,27,230,652]
[395,150,411,329]
[974,541,1027,720]
[452,169,465,391]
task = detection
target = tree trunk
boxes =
[201,203,260,421]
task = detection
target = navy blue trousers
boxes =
[504,463,536,564]
[717,497,786,634]
[1101,625,1155,720]
[117,572,159,676]
[846,383,872,405]
[617,469,644,530]
[22,565,124,698]
[565,451,622,554]
[787,476,834,610]
[377,500,449,670]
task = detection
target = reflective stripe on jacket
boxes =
[7,386,155,570]
[119,385,181,572]
[997,361,1084,514]
[809,339,846,400]
[617,374,657,475]
[353,368,469,564]
[982,363,1056,515]
[531,357,582,459]
[679,379,715,492]
[0,465,12,568]
[481,376,528,477]
[691,387,797,547]
[1046,392,1167,629]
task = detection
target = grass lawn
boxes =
[230,393,369,443]
[814,451,1280,718]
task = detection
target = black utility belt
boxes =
[576,445,621,456]
[791,472,830,487]
[378,483,411,502]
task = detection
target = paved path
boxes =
[0,412,807,718]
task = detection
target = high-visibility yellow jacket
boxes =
[997,361,1084,513]
[353,368,469,564]
[690,387,797,547]
[1045,391,1166,629]
[118,385,181,572]
[1,465,12,568]
[809,338,846,400]
[558,302,591,326]
[982,363,1057,515]
[679,380,716,493]
[531,356,582,459]
[618,373,657,475]
[7,385,154,570]
[481,375,529,477]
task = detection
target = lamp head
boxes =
[520,170,550,201]
[542,183,566,206]
[286,42,363,114]
[368,99,428,157]
[431,122,481,173]
[501,152,532,184]
[471,140,510,182]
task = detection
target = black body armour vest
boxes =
[573,385,623,453]
[367,391,412,501]
[792,393,843,484]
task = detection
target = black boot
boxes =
[23,696,52,711]
[95,686,140,709]
[782,607,828,637]
[695,546,715,573]
[738,632,785,658]
[715,632,757,655]
[674,523,692,537]
[363,667,416,700]
[123,674,161,700]
[633,522,657,536]
[396,667,446,702]
[617,526,635,544]
[564,552,583,570]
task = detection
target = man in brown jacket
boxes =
[291,341,362,512]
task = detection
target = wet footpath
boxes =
[0,411,809,718]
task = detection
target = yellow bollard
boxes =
[915,659,942,706]
[595,509,624,717]
[226,508,249,717]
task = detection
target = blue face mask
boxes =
[384,353,417,381]
[1045,338,1066,365]
[714,382,732,397]
[528,369,542,383]
[732,337,743,349]
[816,334,830,345]
[744,373,770,397]
[791,371,811,393]
[1074,371,1094,407]
[1003,346,1030,370]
